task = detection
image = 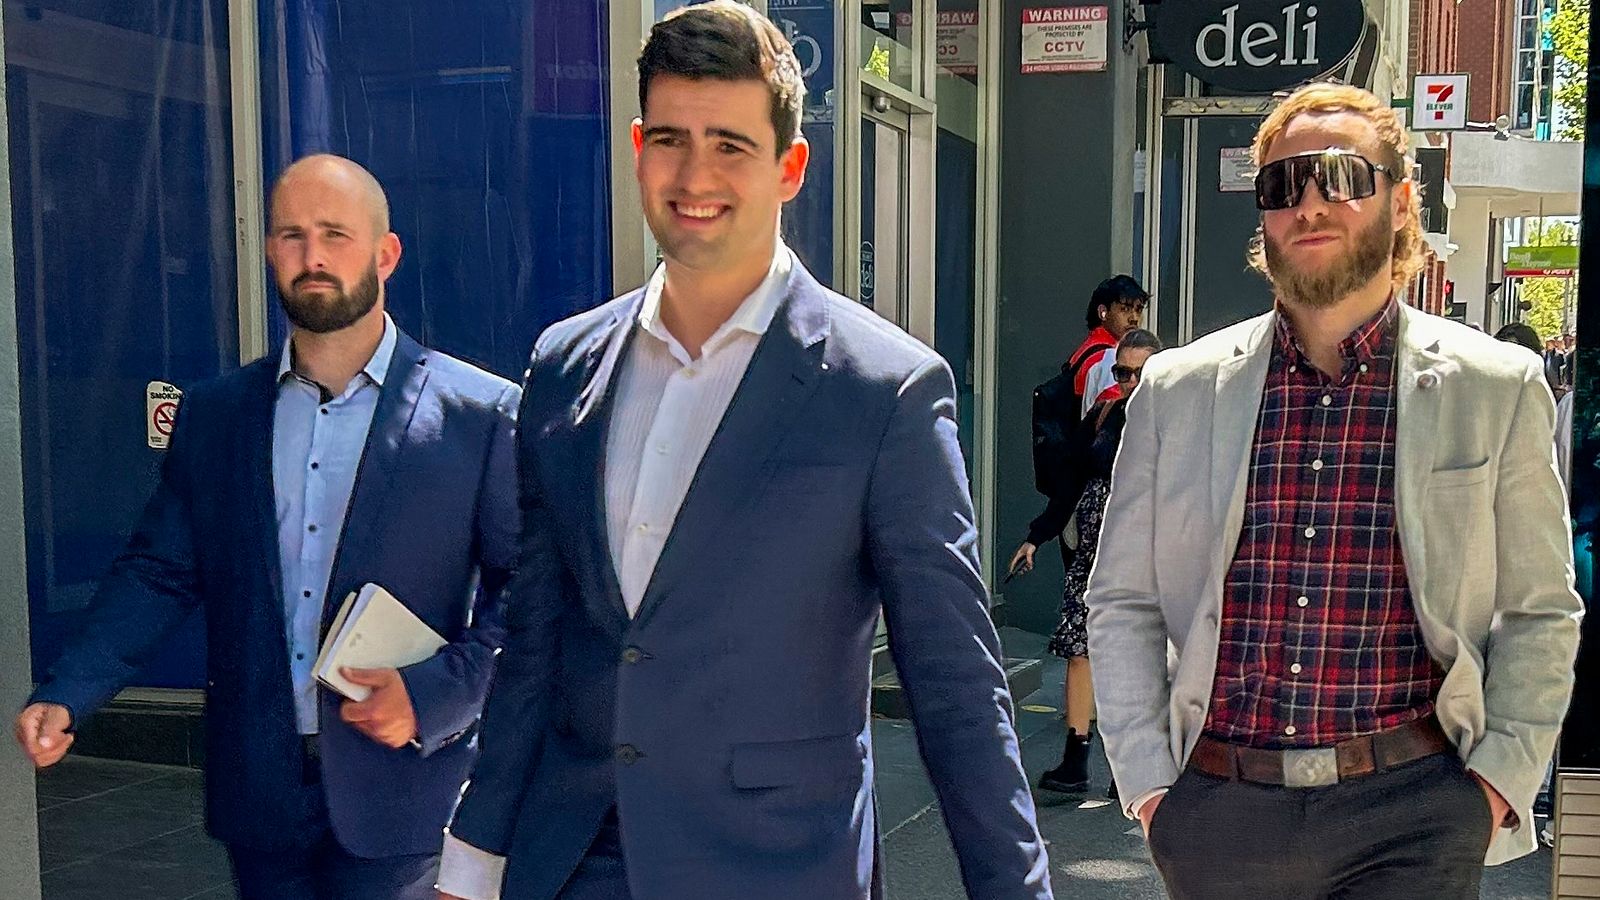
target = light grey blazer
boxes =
[1085,303,1583,864]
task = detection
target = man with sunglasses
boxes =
[1087,82,1580,898]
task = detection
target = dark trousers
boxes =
[227,738,439,900]
[554,810,632,900]
[1148,752,1494,899]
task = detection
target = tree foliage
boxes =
[1552,0,1589,141]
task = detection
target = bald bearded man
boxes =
[15,155,520,899]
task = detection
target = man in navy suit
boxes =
[436,4,1051,899]
[15,155,520,899]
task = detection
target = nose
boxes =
[1293,178,1334,220]
[675,144,719,196]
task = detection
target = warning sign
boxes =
[937,11,980,75]
[1021,6,1109,74]
[146,381,183,450]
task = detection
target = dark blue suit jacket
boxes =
[31,329,520,857]
[449,264,1052,898]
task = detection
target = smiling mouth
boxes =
[671,201,729,222]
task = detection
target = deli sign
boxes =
[1149,0,1367,93]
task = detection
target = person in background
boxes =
[1011,329,1163,797]
[1494,322,1543,356]
[15,155,519,899]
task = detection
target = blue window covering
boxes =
[9,0,237,686]
[257,0,614,378]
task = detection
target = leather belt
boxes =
[1189,715,1452,788]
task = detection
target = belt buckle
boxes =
[1281,747,1339,787]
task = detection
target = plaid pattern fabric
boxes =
[1204,299,1444,749]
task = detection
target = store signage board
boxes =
[1507,245,1580,277]
[1148,1,1367,92]
[1411,74,1469,131]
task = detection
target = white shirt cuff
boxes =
[1125,786,1170,822]
[436,833,507,900]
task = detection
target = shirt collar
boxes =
[277,313,398,389]
[1274,296,1400,369]
[637,242,794,358]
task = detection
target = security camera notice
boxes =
[1021,6,1109,74]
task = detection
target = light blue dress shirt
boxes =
[273,316,397,735]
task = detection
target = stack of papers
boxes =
[313,583,446,701]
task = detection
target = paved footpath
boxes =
[34,630,1551,899]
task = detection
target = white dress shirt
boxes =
[436,245,793,899]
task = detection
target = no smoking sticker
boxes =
[146,381,183,450]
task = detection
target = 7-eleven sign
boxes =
[1412,74,1469,131]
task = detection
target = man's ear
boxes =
[778,137,810,202]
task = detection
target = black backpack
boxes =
[1031,338,1114,497]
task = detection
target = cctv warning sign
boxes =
[1021,6,1109,74]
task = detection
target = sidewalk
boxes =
[34,632,1553,899]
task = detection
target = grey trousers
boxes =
[1147,752,1495,900]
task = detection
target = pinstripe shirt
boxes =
[1204,299,1444,748]
[605,245,793,616]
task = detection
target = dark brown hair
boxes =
[638,0,807,154]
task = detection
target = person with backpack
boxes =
[1012,329,1163,797]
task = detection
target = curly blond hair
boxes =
[1246,83,1426,295]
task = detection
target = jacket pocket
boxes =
[1430,459,1491,489]
[730,733,866,789]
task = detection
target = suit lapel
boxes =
[1211,316,1275,595]
[1394,307,1453,596]
[566,300,639,625]
[631,268,831,627]
[240,361,285,617]
[322,331,430,625]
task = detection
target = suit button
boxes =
[616,744,641,765]
[621,647,643,664]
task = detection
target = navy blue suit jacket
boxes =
[449,264,1051,898]
[31,329,519,857]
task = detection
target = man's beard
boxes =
[1264,211,1395,309]
[279,263,381,334]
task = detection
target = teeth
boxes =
[678,204,721,219]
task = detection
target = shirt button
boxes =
[1320,395,1332,407]
[683,369,698,379]
[1297,596,1310,608]
[1303,526,1316,539]
[637,523,649,533]
[307,524,318,534]
[303,590,312,598]
[320,408,329,416]
[1285,725,1297,736]
[1290,662,1303,674]
[656,444,668,455]
[310,462,320,470]
[1359,363,1370,374]
[296,652,305,661]
[1310,459,1324,472]
[1289,365,1297,374]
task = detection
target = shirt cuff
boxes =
[436,834,507,900]
[1125,786,1169,822]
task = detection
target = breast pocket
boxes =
[1422,459,1493,611]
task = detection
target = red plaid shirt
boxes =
[1204,299,1444,748]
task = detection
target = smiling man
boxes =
[434,3,1050,899]
[1086,82,1582,898]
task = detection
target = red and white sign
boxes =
[146,380,183,450]
[938,11,980,75]
[1412,74,1469,131]
[1021,6,1109,74]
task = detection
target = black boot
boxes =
[1038,728,1091,794]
